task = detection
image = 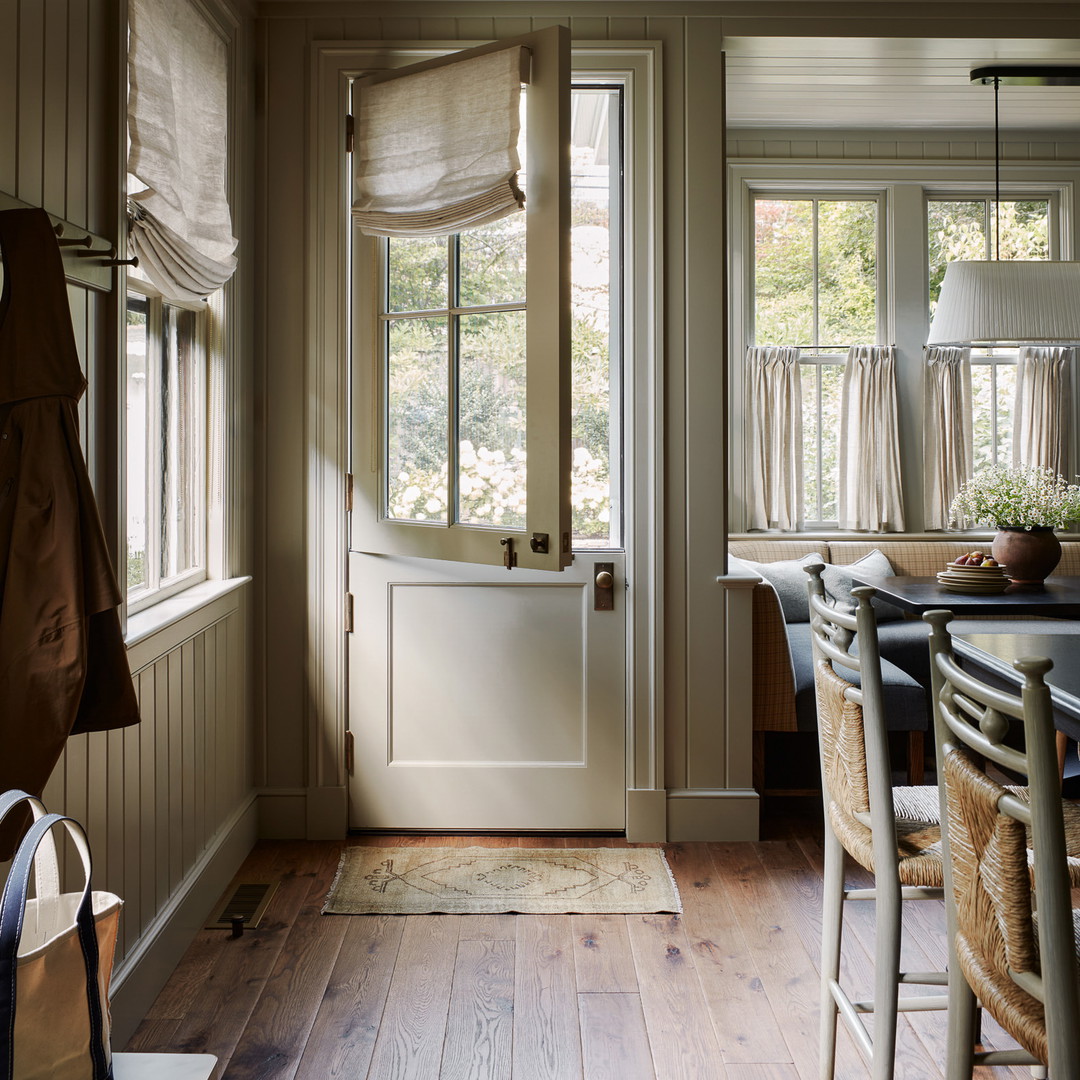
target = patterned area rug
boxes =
[323,846,682,915]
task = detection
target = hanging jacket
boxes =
[0,207,140,857]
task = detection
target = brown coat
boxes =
[0,208,139,855]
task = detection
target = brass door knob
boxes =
[595,570,614,589]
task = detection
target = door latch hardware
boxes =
[500,536,517,569]
[594,562,615,611]
[530,532,549,554]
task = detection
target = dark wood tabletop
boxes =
[951,630,1080,745]
[848,574,1080,618]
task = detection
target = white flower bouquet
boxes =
[950,465,1080,530]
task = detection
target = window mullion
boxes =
[448,234,460,527]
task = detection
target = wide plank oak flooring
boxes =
[126,802,1035,1079]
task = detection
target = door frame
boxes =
[303,37,665,840]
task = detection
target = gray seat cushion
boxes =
[788,622,929,733]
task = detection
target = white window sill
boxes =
[125,576,252,650]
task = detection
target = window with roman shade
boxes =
[127,0,237,302]
[353,45,530,238]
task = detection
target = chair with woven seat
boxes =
[924,610,1080,1078]
[804,565,948,1080]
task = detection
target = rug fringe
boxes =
[657,849,684,914]
[321,849,349,915]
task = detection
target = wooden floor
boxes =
[125,801,1035,1079]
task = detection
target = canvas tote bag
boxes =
[0,790,121,1080]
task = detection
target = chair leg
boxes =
[819,827,845,1080]
[870,872,902,1080]
[944,953,978,1080]
[906,730,924,786]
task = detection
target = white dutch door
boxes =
[347,32,629,830]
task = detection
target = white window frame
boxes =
[124,279,209,614]
[729,163,1076,534]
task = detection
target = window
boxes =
[125,286,207,611]
[752,194,880,524]
[928,196,1051,471]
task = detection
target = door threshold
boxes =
[348,828,627,838]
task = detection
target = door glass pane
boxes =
[570,87,619,548]
[125,294,150,594]
[458,216,527,307]
[160,304,200,581]
[387,236,448,312]
[457,311,527,528]
[387,317,450,522]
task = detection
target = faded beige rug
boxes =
[323,847,682,915]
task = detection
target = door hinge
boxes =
[344,592,355,633]
[345,114,354,154]
[345,472,354,513]
[344,730,355,774]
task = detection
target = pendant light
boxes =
[926,65,1080,347]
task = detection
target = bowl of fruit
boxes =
[936,551,1010,593]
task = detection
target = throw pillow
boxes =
[730,553,826,623]
[822,550,904,621]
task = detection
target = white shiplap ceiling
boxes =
[724,37,1080,129]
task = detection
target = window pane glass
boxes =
[387,236,449,312]
[928,200,985,311]
[386,317,450,522]
[818,200,877,344]
[801,365,820,522]
[458,216,527,307]
[997,200,1049,260]
[125,295,150,594]
[457,311,527,528]
[819,364,843,521]
[160,304,200,581]
[570,87,618,548]
[755,198,813,346]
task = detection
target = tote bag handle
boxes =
[0,812,111,1080]
[0,791,59,909]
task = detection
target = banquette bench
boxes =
[728,537,1080,795]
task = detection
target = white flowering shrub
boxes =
[949,464,1080,530]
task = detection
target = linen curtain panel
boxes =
[1014,345,1073,475]
[127,0,237,302]
[746,346,803,531]
[353,47,528,238]
[923,346,972,529]
[837,345,905,531]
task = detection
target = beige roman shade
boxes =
[353,46,529,238]
[127,0,237,302]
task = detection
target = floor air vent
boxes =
[205,880,279,930]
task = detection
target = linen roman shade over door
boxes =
[746,346,803,530]
[1014,345,1073,475]
[837,345,905,531]
[353,44,530,237]
[923,346,972,529]
[127,0,237,301]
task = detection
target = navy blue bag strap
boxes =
[0,813,112,1080]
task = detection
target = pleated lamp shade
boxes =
[927,260,1080,345]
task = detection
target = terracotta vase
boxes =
[991,527,1062,586]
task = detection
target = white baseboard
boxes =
[110,793,259,1046]
[666,788,760,841]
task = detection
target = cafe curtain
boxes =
[746,346,803,531]
[837,345,905,531]
[127,0,237,301]
[923,346,972,529]
[353,46,527,237]
[1014,345,1073,475]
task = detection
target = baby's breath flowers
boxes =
[950,465,1080,531]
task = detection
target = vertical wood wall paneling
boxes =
[42,0,70,218]
[16,0,45,208]
[138,664,157,936]
[0,0,17,196]
[65,0,90,223]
